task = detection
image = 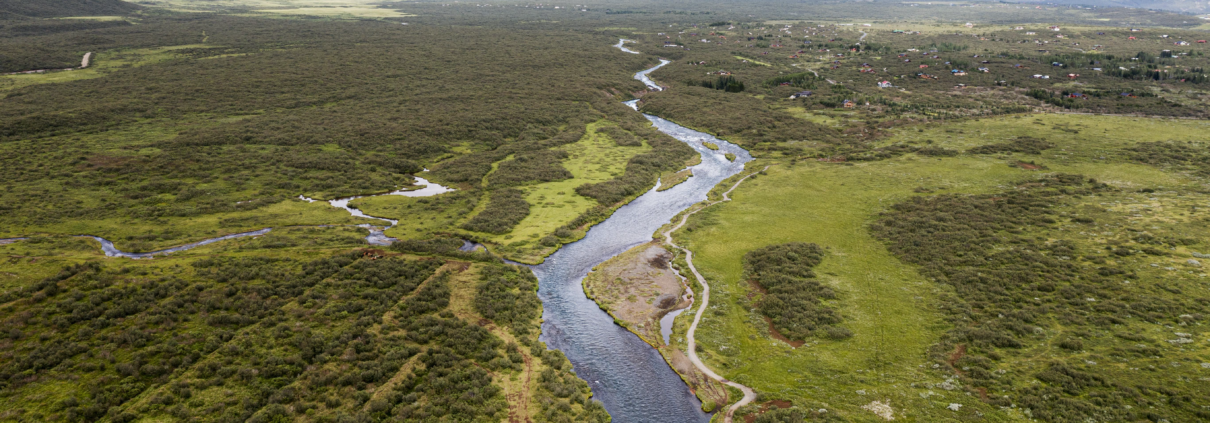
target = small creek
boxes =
[3,40,752,422]
[2,176,453,257]
[299,176,454,246]
[530,40,752,422]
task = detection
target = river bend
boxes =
[535,43,752,422]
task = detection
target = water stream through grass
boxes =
[532,42,752,422]
[3,176,453,257]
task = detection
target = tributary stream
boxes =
[530,41,752,422]
[1,40,753,422]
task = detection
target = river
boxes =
[533,41,752,422]
[1,40,753,421]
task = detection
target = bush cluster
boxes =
[743,243,844,341]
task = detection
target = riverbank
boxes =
[581,241,731,412]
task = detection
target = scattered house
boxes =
[1128,36,1137,40]
[1093,67,1102,71]
[1161,34,1170,38]
[789,90,813,99]
[1031,74,1050,79]
[1131,28,1143,32]
[1176,41,1190,46]
[1069,92,1085,98]
[878,80,893,88]
[1050,26,1061,31]
[952,69,968,76]
[1026,32,1037,35]
[1199,40,1208,43]
[965,22,974,28]
[1052,62,1063,66]
[1015,26,1025,30]
[842,99,855,108]
[1067,73,1080,79]
[1120,92,1136,97]
[978,67,990,72]
[920,64,929,68]
[955,83,967,88]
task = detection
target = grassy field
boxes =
[491,121,650,244]
[669,113,1208,421]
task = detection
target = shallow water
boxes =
[535,53,752,422]
[299,176,454,245]
[4,177,453,257]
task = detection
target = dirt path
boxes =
[660,165,768,423]
[860,31,868,42]
[81,52,92,69]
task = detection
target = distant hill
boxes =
[0,0,140,18]
[1010,0,1210,14]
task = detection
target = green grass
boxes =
[670,114,1204,421]
[353,192,477,239]
[474,121,650,261]
[8,197,380,253]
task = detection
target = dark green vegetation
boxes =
[0,234,603,422]
[0,10,690,254]
[1128,141,1210,176]
[487,150,574,188]
[462,189,530,235]
[5,0,1210,421]
[968,136,1056,155]
[742,243,845,342]
[871,174,1210,422]
[594,126,642,147]
[0,0,138,19]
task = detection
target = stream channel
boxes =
[529,41,752,422]
[1,40,753,422]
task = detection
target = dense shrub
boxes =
[870,174,1210,422]
[595,126,643,147]
[475,265,541,337]
[968,136,1054,155]
[462,188,530,234]
[743,243,843,341]
[487,149,573,187]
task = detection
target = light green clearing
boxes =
[488,121,650,245]
[783,107,849,127]
[673,114,1198,421]
[734,56,771,66]
[354,193,476,240]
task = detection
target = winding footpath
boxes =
[661,166,769,423]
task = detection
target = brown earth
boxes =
[582,241,688,345]
[581,241,729,411]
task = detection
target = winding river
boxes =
[2,40,754,421]
[532,40,752,422]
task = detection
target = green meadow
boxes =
[670,113,1209,421]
